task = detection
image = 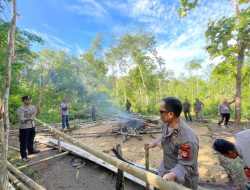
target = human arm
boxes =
[218,103,221,115]
[147,138,162,149]
[228,99,235,105]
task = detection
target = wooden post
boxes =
[115,144,125,190]
[7,161,46,190]
[8,172,29,190]
[57,135,62,153]
[34,118,191,190]
[144,144,150,190]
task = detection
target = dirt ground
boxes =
[69,120,229,184]
[8,117,249,190]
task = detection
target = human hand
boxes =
[244,168,250,181]
[163,172,176,181]
[147,142,157,149]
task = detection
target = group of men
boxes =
[183,97,236,128]
[17,95,249,189]
[182,97,204,122]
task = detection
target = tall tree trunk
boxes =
[137,64,149,112]
[235,45,245,124]
[0,1,17,189]
[37,70,50,108]
[232,0,244,124]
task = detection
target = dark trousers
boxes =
[218,113,230,126]
[184,111,192,121]
[62,115,70,129]
[19,127,36,159]
[91,113,96,121]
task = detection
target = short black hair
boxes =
[162,97,182,117]
[213,139,235,154]
[22,95,31,101]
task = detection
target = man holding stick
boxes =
[147,97,199,189]
[17,95,40,162]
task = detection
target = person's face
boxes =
[63,99,67,103]
[196,98,199,102]
[223,98,227,103]
[24,99,31,105]
[159,101,175,123]
[222,150,238,159]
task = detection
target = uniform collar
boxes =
[166,119,182,137]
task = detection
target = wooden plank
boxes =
[49,139,147,187]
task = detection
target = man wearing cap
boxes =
[60,97,70,131]
[17,96,40,161]
[147,97,199,189]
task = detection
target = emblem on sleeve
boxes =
[180,144,190,160]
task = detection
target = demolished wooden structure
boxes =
[34,117,190,190]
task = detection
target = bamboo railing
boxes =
[34,118,190,190]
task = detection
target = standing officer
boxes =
[213,129,250,190]
[183,97,192,122]
[194,97,204,121]
[218,98,235,128]
[126,99,131,113]
[147,97,199,189]
[18,96,40,162]
[91,106,97,121]
[60,97,70,131]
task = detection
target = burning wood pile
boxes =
[73,114,162,142]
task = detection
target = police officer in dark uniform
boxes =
[147,97,199,189]
[17,96,40,161]
[183,97,192,122]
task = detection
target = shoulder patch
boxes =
[180,144,190,160]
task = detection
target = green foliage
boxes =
[178,0,199,18]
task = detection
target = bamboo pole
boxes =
[144,144,150,190]
[8,172,29,190]
[7,161,46,190]
[34,118,190,190]
[18,151,69,170]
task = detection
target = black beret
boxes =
[22,95,31,101]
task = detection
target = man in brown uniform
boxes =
[147,97,199,189]
[18,96,40,161]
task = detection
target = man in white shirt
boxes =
[60,97,70,131]
[213,129,250,189]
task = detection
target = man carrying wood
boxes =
[147,97,199,190]
[217,98,235,128]
[213,129,250,190]
[17,96,40,162]
[60,97,70,131]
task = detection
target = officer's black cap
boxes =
[22,95,31,101]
